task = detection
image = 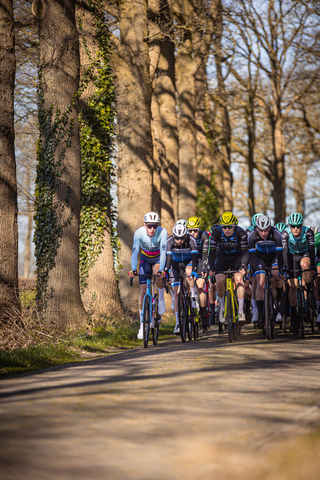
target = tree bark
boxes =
[114,0,153,310]
[23,164,33,279]
[77,2,123,317]
[212,0,233,212]
[37,0,87,327]
[0,0,20,317]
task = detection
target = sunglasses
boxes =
[174,235,186,241]
[222,225,234,230]
[146,224,158,229]
[188,229,199,233]
[289,224,302,229]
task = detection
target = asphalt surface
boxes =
[1,324,320,480]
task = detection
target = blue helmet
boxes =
[288,213,303,226]
[275,222,286,233]
[251,213,263,227]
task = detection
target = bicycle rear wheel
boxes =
[265,288,271,340]
[143,296,150,348]
[152,298,160,345]
[178,291,187,342]
[187,296,193,341]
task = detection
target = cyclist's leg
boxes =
[270,259,284,321]
[233,256,245,321]
[186,264,198,307]
[209,277,216,324]
[316,261,320,322]
[196,276,207,328]
[170,261,181,332]
[215,254,230,321]
[137,254,150,338]
[300,255,314,307]
[152,261,166,315]
[255,255,267,326]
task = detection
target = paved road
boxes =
[1,325,320,480]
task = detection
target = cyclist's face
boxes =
[144,222,158,237]
[290,225,302,237]
[174,235,187,244]
[258,227,270,239]
[188,228,200,239]
[222,225,234,236]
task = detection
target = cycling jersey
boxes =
[315,232,320,262]
[246,225,255,235]
[282,226,315,267]
[165,234,198,272]
[193,230,210,270]
[209,225,249,269]
[248,226,283,269]
[131,226,167,271]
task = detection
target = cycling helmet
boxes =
[143,212,160,223]
[316,226,320,234]
[287,212,303,226]
[251,213,263,227]
[175,219,187,227]
[219,211,237,226]
[274,222,286,233]
[255,214,271,230]
[172,224,187,238]
[187,216,201,229]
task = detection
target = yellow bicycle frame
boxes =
[224,277,238,322]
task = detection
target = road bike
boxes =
[216,268,240,343]
[262,267,279,340]
[176,264,195,342]
[290,268,316,338]
[129,273,162,348]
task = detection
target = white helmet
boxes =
[172,224,187,238]
[175,219,187,227]
[256,214,271,230]
[143,212,160,224]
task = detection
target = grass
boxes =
[0,318,176,379]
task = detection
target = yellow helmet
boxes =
[187,216,201,229]
[219,211,237,226]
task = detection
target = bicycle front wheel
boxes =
[152,298,160,345]
[143,296,150,348]
[178,292,187,342]
[264,288,271,340]
[226,291,233,343]
[187,297,193,341]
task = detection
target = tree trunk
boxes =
[0,0,20,317]
[212,0,233,212]
[23,164,33,279]
[37,0,87,327]
[115,0,153,310]
[156,38,179,228]
[176,46,198,219]
[246,89,256,218]
[77,2,123,316]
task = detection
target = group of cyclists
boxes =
[129,210,320,339]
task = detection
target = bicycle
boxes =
[262,267,280,341]
[290,268,316,338]
[216,268,240,343]
[177,263,197,342]
[129,273,163,348]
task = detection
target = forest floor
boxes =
[1,324,320,480]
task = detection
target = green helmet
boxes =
[288,213,303,226]
[275,222,286,233]
[251,213,263,227]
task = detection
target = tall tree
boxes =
[0,0,20,317]
[33,0,87,327]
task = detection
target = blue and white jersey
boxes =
[248,226,283,255]
[166,234,198,264]
[131,226,167,270]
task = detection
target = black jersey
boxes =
[209,225,249,269]
[248,226,284,268]
[165,234,198,272]
[194,230,210,270]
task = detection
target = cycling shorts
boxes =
[170,260,192,288]
[288,252,310,279]
[254,253,278,276]
[139,253,159,285]
[214,253,242,273]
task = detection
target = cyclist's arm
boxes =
[190,236,199,272]
[131,229,141,270]
[159,228,168,271]
[239,228,249,268]
[248,230,256,271]
[307,228,315,266]
[201,231,210,271]
[164,237,173,272]
[282,229,289,267]
[208,229,219,270]
[274,228,284,268]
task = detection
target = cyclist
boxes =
[129,212,167,339]
[164,223,198,334]
[315,226,320,323]
[275,222,287,233]
[246,213,263,323]
[282,213,315,330]
[248,215,284,328]
[168,219,188,309]
[209,212,249,324]
[187,216,210,331]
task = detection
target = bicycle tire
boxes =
[265,288,271,340]
[178,291,187,342]
[152,298,160,345]
[226,290,233,343]
[298,288,305,338]
[187,296,193,341]
[310,308,315,335]
[194,317,199,339]
[143,295,150,348]
[271,298,276,340]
